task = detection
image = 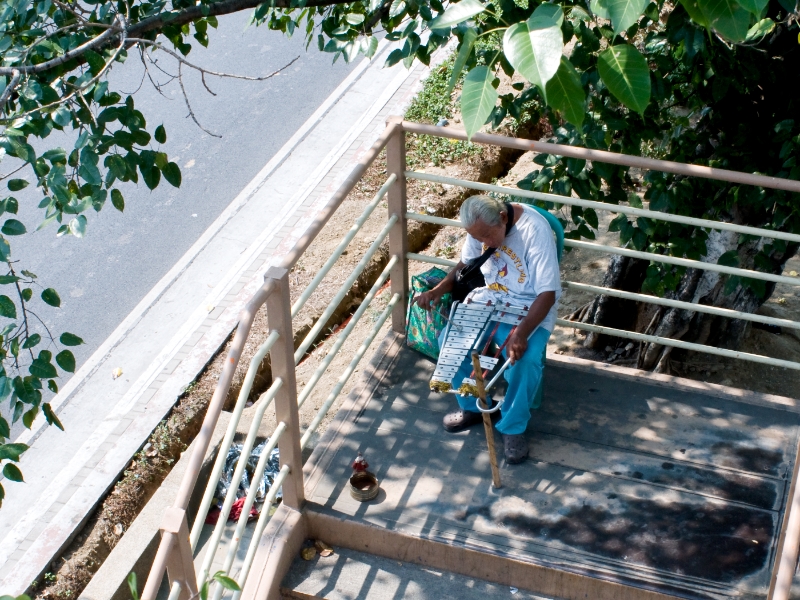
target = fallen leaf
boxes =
[301,547,316,561]
[790,271,798,277]
[778,297,788,305]
[206,305,215,312]
[315,540,334,557]
[112,367,123,379]
[114,523,124,536]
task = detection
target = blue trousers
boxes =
[445,324,551,435]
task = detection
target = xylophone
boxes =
[430,299,530,404]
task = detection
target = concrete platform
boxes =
[293,332,800,600]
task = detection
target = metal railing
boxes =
[139,119,800,600]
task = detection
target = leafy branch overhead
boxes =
[0,0,798,504]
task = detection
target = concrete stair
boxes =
[280,545,557,600]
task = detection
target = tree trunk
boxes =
[577,226,798,372]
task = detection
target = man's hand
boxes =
[506,329,529,365]
[414,288,445,311]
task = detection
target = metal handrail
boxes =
[210,422,287,600]
[293,214,398,364]
[406,171,800,245]
[300,293,401,449]
[297,256,397,408]
[402,121,800,193]
[230,464,290,600]
[291,174,396,318]
[555,319,800,371]
[197,377,284,584]
[405,213,800,288]
[563,281,800,331]
[189,330,281,549]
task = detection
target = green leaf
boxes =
[48,379,58,393]
[212,572,241,591]
[60,332,84,346]
[43,403,63,430]
[448,28,478,94]
[69,215,87,238]
[597,44,651,115]
[1,219,26,236]
[84,49,106,76]
[345,12,365,24]
[698,0,751,42]
[111,189,125,212]
[2,463,23,482]
[502,5,563,101]
[736,0,767,14]
[429,0,486,30]
[745,17,774,40]
[128,573,139,600]
[22,407,37,428]
[718,249,739,267]
[0,443,27,462]
[7,179,28,192]
[0,295,16,319]
[161,163,181,188]
[21,288,31,301]
[590,0,611,18]
[389,0,406,18]
[0,416,9,439]
[605,0,648,32]
[52,105,72,127]
[41,288,61,307]
[545,58,586,127]
[56,350,76,373]
[155,125,167,144]
[30,355,58,379]
[141,165,161,190]
[22,333,41,349]
[461,66,498,141]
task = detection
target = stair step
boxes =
[280,545,558,600]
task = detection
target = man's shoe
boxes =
[443,409,483,432]
[503,433,529,464]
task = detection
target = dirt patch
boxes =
[30,373,218,600]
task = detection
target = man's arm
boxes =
[506,291,555,364]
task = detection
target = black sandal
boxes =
[503,433,529,464]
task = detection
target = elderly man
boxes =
[415,195,561,463]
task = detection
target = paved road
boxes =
[13,12,355,367]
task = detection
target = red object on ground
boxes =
[352,452,369,472]
[205,498,259,525]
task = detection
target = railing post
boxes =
[385,116,409,334]
[160,508,198,600]
[265,266,305,509]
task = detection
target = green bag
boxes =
[406,267,453,360]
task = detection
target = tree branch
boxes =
[128,0,358,38]
[0,70,21,108]
[0,22,121,76]
[129,38,299,81]
[178,61,221,138]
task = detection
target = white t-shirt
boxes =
[461,204,561,332]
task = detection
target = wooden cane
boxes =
[471,351,502,489]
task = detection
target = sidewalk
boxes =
[0,41,445,594]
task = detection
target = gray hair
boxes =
[460,195,507,228]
